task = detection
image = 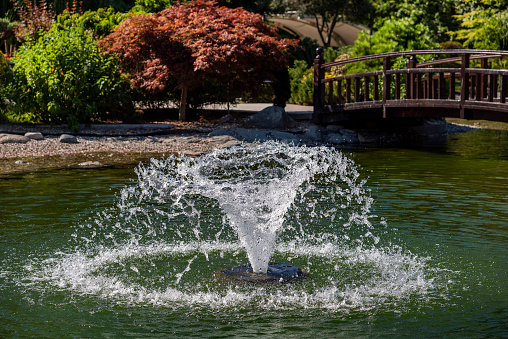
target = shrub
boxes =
[54,7,131,39]
[0,51,7,82]
[99,0,298,120]
[9,25,132,131]
[131,0,173,14]
[11,0,55,43]
[288,47,348,105]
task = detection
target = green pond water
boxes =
[0,129,507,338]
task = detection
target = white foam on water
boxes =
[20,239,437,312]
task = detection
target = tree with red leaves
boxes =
[98,0,298,120]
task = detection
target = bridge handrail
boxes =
[320,49,508,69]
[313,49,508,123]
[323,68,508,84]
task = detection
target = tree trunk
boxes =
[179,84,188,121]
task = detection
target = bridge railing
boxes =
[313,49,508,123]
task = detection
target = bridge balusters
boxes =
[475,72,482,101]
[354,77,361,102]
[328,81,334,105]
[416,73,422,99]
[501,75,507,103]
[439,72,446,99]
[492,74,498,99]
[449,72,456,99]
[427,72,433,99]
[460,54,470,118]
[382,57,391,107]
[408,55,418,100]
[364,76,370,101]
[374,75,379,101]
[346,78,351,103]
[337,79,342,104]
[488,74,495,102]
[481,58,489,100]
[395,73,401,99]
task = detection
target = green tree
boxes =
[348,17,439,74]
[369,0,460,41]
[450,0,508,50]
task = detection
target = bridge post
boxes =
[408,55,418,99]
[313,47,325,123]
[460,53,470,119]
[382,57,392,118]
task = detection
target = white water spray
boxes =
[128,141,368,274]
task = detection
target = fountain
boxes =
[115,141,369,283]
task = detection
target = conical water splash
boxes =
[129,141,367,274]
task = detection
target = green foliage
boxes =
[288,46,347,105]
[131,0,173,14]
[348,17,439,75]
[9,25,132,130]
[371,0,459,42]
[54,7,131,39]
[450,0,508,50]
[288,60,313,105]
[0,49,7,81]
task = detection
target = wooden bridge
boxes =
[313,49,508,124]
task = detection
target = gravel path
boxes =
[0,134,233,158]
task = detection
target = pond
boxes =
[0,129,507,338]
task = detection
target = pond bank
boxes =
[0,107,482,176]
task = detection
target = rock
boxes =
[357,132,378,143]
[343,133,360,144]
[268,130,300,143]
[24,132,44,140]
[0,134,30,144]
[208,129,236,138]
[409,119,447,136]
[326,133,348,145]
[218,113,234,124]
[78,161,102,167]
[326,125,343,132]
[303,125,321,140]
[235,128,270,142]
[243,106,295,129]
[59,134,78,143]
[207,135,242,149]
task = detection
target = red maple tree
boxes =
[98,0,298,120]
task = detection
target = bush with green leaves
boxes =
[9,25,132,130]
[54,7,131,39]
[131,0,173,13]
[288,60,313,105]
[288,47,348,105]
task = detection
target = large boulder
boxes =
[59,134,78,143]
[0,133,30,144]
[25,132,44,140]
[243,106,295,129]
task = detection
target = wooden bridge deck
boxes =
[313,49,508,124]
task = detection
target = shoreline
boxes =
[0,117,483,176]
